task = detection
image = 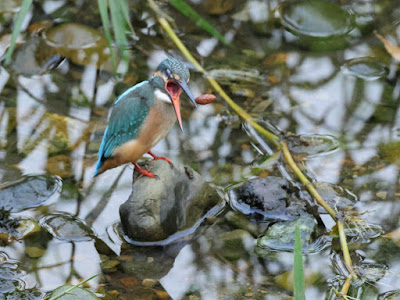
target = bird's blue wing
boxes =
[94,81,154,176]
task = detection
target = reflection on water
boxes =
[0,0,399,299]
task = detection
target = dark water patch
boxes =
[0,175,61,212]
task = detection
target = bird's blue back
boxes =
[94,81,155,176]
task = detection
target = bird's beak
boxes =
[177,80,197,108]
[166,79,197,133]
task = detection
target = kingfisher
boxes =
[94,57,197,178]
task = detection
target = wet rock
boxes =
[229,176,308,222]
[211,229,255,261]
[120,160,223,242]
[257,216,321,252]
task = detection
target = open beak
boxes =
[166,79,197,133]
[177,80,197,108]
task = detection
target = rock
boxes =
[229,176,308,222]
[120,160,224,242]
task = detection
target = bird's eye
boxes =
[166,69,172,78]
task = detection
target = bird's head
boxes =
[152,57,197,132]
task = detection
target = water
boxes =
[0,0,400,299]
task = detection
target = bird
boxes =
[94,57,197,178]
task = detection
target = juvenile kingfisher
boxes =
[94,57,197,178]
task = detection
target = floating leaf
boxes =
[9,36,62,76]
[44,23,112,70]
[376,33,400,62]
[170,0,233,48]
[286,134,340,158]
[0,175,61,212]
[341,57,388,81]
[40,213,94,242]
[278,0,354,38]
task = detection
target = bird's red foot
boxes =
[133,162,156,178]
[147,151,172,165]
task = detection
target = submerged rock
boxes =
[257,216,319,252]
[229,176,308,222]
[120,160,224,243]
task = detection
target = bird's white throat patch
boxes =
[155,89,172,104]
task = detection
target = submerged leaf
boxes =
[170,0,233,47]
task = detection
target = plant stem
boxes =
[281,141,336,218]
[339,276,352,300]
[338,221,357,279]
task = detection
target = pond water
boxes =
[0,0,400,299]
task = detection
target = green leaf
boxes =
[48,275,98,300]
[294,226,306,300]
[117,0,134,33]
[4,0,33,65]
[109,0,128,50]
[97,0,117,69]
[169,0,234,48]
